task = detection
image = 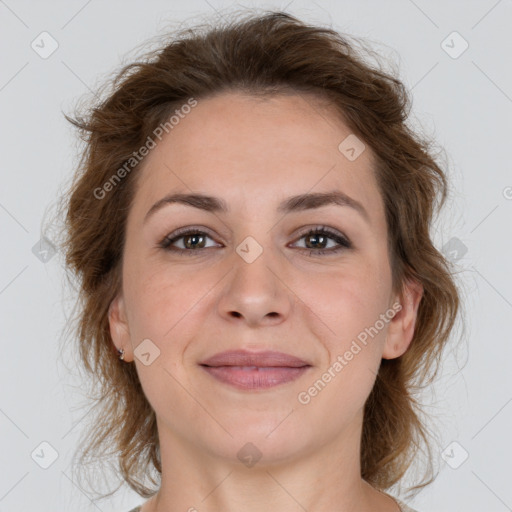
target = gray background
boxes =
[1,0,511,511]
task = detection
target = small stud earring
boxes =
[117,348,125,361]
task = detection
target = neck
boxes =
[141,411,400,512]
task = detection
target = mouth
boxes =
[199,350,312,390]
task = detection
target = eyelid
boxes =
[158,225,221,250]
[290,225,352,250]
[158,224,352,255]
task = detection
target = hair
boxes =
[54,8,461,502]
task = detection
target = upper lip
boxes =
[200,350,311,368]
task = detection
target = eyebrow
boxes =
[144,190,370,224]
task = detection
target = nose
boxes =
[216,247,293,328]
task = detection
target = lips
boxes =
[200,350,310,368]
[199,350,312,390]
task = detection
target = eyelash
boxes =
[157,225,352,257]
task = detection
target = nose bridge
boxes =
[217,230,292,325]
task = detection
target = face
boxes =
[109,91,421,466]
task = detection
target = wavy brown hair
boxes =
[54,9,461,501]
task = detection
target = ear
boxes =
[382,278,423,360]
[108,293,133,362]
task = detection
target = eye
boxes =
[158,225,352,256]
[158,227,219,254]
[290,226,352,256]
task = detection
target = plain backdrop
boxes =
[1,1,511,511]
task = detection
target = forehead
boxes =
[130,91,384,223]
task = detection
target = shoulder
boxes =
[395,498,419,512]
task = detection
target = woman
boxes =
[59,10,460,512]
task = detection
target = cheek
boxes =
[300,260,392,348]
[297,275,392,422]
[122,263,205,418]
[123,257,198,340]
[124,243,392,349]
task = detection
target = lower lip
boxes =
[200,365,311,390]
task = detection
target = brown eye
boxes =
[291,227,352,256]
[158,225,352,257]
[159,228,219,253]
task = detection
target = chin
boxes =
[196,415,317,467]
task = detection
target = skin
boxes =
[108,91,423,512]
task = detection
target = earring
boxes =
[117,348,125,361]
